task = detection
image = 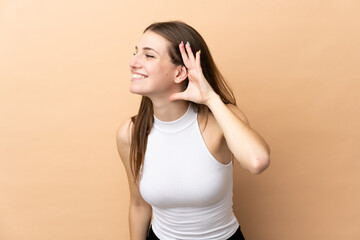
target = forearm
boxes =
[129,204,152,240]
[206,93,270,174]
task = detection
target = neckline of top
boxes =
[153,102,197,133]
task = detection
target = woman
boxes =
[117,21,270,240]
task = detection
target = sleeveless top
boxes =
[139,102,239,240]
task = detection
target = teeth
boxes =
[132,73,147,79]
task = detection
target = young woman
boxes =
[117,21,270,240]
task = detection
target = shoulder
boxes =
[116,117,134,157]
[116,117,152,208]
[225,103,250,126]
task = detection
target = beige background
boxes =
[1,0,359,239]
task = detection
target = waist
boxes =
[147,223,244,240]
[151,206,239,240]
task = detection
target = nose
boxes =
[129,53,142,70]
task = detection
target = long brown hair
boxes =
[130,21,236,182]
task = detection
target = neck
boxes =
[150,98,190,122]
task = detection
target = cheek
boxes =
[152,64,175,82]
[162,62,178,78]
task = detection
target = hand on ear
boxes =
[170,42,215,104]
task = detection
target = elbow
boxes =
[249,155,270,175]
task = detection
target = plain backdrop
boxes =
[0,0,359,239]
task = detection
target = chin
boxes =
[129,87,149,97]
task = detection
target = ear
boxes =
[174,65,187,84]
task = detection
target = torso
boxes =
[138,104,239,239]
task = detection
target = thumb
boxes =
[169,91,187,102]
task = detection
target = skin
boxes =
[129,31,190,121]
[117,30,271,240]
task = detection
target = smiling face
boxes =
[129,31,183,99]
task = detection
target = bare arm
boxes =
[116,119,152,240]
[206,93,270,174]
[170,42,270,174]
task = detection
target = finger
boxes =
[179,41,190,68]
[185,42,196,65]
[196,50,201,70]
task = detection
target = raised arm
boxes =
[207,96,270,174]
[169,41,270,174]
[116,119,152,240]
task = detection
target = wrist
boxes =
[205,92,220,108]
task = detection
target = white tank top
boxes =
[139,102,239,240]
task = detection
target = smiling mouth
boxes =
[132,73,148,80]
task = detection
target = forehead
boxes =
[136,31,170,56]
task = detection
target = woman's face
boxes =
[129,31,180,98]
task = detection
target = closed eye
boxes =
[132,52,155,58]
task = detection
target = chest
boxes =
[139,121,232,208]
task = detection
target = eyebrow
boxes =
[135,46,160,55]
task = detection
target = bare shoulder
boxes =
[116,117,151,208]
[116,117,134,163]
[116,118,133,146]
[197,103,251,165]
[197,106,231,165]
[226,103,250,126]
